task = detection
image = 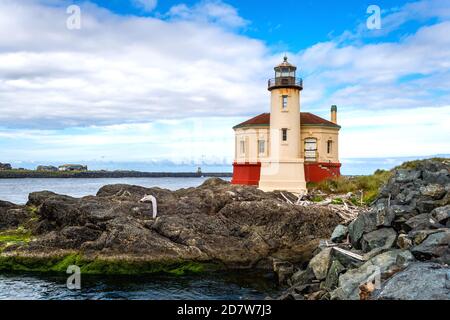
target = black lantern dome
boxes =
[268,56,303,91]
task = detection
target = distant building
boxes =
[0,163,12,170]
[37,165,58,172]
[58,164,88,172]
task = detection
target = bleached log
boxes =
[333,247,366,261]
[280,192,294,204]
[140,195,158,219]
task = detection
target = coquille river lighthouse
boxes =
[232,57,342,193]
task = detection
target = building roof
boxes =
[275,56,296,70]
[233,112,341,129]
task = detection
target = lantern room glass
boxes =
[275,68,296,78]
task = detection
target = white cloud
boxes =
[132,0,158,12]
[0,0,449,162]
[167,0,249,28]
[0,117,238,163]
[336,0,450,41]
[339,105,450,158]
[0,0,268,128]
[297,21,450,112]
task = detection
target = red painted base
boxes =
[231,161,341,186]
[231,162,261,185]
[304,162,341,183]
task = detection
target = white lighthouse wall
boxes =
[269,88,301,161]
[259,86,307,194]
[234,126,270,164]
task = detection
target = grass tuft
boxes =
[307,169,392,204]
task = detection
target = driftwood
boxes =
[140,195,158,219]
[277,191,366,224]
[333,246,366,261]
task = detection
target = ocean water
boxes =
[0,177,231,205]
[0,271,279,300]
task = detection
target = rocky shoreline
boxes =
[0,159,448,300]
[0,178,340,275]
[277,159,449,300]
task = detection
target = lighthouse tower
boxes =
[258,57,307,194]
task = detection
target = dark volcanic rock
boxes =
[281,159,450,300]
[348,211,377,248]
[404,213,433,231]
[324,260,346,291]
[331,225,348,243]
[0,200,28,230]
[361,228,397,253]
[431,205,450,224]
[411,230,450,260]
[374,262,449,300]
[3,179,340,269]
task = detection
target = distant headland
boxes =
[0,162,231,179]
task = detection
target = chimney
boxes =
[331,105,337,124]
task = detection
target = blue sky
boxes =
[0,0,449,171]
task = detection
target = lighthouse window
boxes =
[305,138,318,162]
[240,141,245,154]
[327,140,333,154]
[258,140,265,154]
[282,129,288,142]
[282,95,288,110]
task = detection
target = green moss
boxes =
[311,195,324,202]
[0,227,32,245]
[331,198,343,205]
[27,205,39,215]
[0,253,217,276]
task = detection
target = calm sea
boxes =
[0,271,279,300]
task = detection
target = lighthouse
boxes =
[231,57,341,192]
[258,56,307,193]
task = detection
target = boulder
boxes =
[422,169,450,185]
[371,200,395,226]
[430,205,450,224]
[273,259,294,284]
[0,201,28,230]
[338,250,412,300]
[396,234,412,249]
[361,228,397,252]
[395,169,421,183]
[308,248,332,280]
[411,230,450,260]
[348,212,377,248]
[409,228,447,245]
[395,250,415,268]
[404,213,433,231]
[330,225,348,243]
[290,267,315,286]
[374,262,449,300]
[420,184,446,199]
[324,260,346,291]
[416,200,440,214]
